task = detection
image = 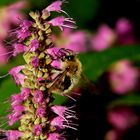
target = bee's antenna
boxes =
[71,91,81,96]
[61,93,76,102]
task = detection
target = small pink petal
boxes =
[48,16,65,26]
[13,43,26,56]
[47,133,62,140]
[51,60,61,69]
[46,1,62,12]
[6,130,22,140]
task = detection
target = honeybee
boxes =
[48,48,82,95]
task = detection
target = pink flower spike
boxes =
[33,125,42,136]
[28,39,39,52]
[33,90,43,103]
[36,107,46,117]
[20,88,30,100]
[47,133,63,140]
[31,57,39,68]
[46,1,63,12]
[6,130,22,140]
[13,43,26,56]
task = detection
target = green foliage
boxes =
[64,0,100,28]
[109,94,140,108]
[0,0,17,6]
[29,0,48,10]
[52,94,67,105]
[78,45,140,81]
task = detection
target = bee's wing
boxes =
[48,70,67,93]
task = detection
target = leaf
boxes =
[29,0,48,9]
[78,45,140,81]
[0,0,17,6]
[63,0,100,28]
[52,94,67,105]
[108,94,140,108]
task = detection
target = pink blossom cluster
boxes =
[52,17,136,54]
[106,107,138,140]
[0,1,27,65]
[90,18,136,51]
[109,60,138,94]
[4,1,78,140]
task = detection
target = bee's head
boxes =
[63,55,75,61]
[58,48,76,62]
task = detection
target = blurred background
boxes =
[0,0,140,140]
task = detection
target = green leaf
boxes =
[0,0,17,6]
[63,0,100,28]
[52,94,67,105]
[108,94,140,108]
[29,0,48,10]
[78,45,140,81]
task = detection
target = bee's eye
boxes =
[65,55,74,61]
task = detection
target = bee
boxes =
[48,48,82,95]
